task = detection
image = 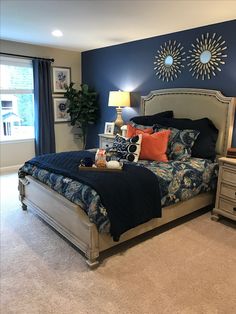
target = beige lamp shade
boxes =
[108,91,130,108]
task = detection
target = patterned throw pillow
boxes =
[112,134,142,162]
[153,124,200,161]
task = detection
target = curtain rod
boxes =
[0,52,54,62]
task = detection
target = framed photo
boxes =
[52,67,71,93]
[104,122,115,135]
[53,98,70,123]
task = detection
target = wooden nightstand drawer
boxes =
[99,134,115,149]
[220,183,236,201]
[222,167,236,186]
[219,198,236,216]
[102,138,114,148]
[212,156,236,222]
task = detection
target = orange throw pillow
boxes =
[139,130,171,162]
[127,124,153,137]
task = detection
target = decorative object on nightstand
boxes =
[108,91,130,132]
[226,147,236,158]
[212,157,236,222]
[104,122,115,135]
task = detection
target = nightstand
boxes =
[212,157,236,222]
[98,134,115,149]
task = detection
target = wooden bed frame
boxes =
[18,88,235,267]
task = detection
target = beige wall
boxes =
[0,39,82,168]
[0,140,35,169]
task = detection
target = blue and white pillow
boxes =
[112,134,142,162]
[153,124,200,161]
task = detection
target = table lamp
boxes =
[108,91,130,130]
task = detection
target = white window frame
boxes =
[0,57,34,142]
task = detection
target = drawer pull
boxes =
[234,207,236,212]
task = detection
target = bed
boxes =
[18,88,235,267]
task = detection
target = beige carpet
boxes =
[0,172,236,314]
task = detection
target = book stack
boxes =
[226,147,236,158]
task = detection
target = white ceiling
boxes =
[1,0,236,52]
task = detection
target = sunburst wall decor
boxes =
[154,40,186,82]
[187,33,227,80]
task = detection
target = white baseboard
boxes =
[0,164,22,174]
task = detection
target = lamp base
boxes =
[114,124,122,135]
[114,107,124,128]
[114,107,124,134]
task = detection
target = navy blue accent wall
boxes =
[82,20,236,148]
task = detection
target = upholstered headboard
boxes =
[141,88,235,156]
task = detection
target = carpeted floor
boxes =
[0,172,236,314]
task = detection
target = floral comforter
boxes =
[19,158,218,233]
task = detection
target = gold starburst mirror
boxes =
[187,33,227,80]
[154,40,186,82]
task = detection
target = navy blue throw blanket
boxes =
[26,151,162,241]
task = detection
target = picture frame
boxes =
[104,122,115,135]
[53,97,70,123]
[52,67,71,93]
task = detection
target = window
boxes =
[0,57,34,141]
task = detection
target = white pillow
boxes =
[112,134,142,162]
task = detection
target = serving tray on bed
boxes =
[78,166,123,172]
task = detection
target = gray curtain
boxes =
[33,59,55,156]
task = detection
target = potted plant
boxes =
[64,82,99,148]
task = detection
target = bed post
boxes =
[211,214,220,221]
[18,179,27,210]
[85,225,100,268]
[85,255,99,268]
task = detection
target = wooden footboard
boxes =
[19,176,100,267]
[19,175,214,267]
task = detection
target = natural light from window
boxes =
[0,57,34,141]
